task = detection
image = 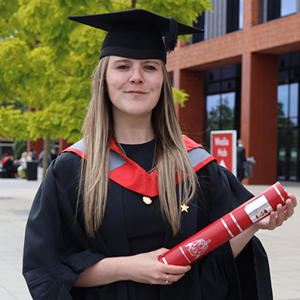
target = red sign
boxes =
[210,130,236,175]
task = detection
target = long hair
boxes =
[81,57,198,237]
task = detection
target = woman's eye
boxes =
[116,65,129,70]
[144,65,157,71]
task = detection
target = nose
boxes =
[129,66,144,83]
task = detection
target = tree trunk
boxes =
[131,0,136,8]
[42,135,50,179]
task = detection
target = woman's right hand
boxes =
[122,248,191,285]
[75,248,191,287]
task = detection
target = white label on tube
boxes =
[245,195,273,223]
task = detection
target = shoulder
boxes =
[49,152,82,189]
[182,135,216,172]
[52,152,81,173]
[196,161,253,212]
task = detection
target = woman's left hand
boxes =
[255,193,297,230]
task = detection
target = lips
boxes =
[125,90,147,94]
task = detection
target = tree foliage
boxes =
[0,0,212,143]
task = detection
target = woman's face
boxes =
[106,56,163,119]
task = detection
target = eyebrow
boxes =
[143,60,161,65]
[111,59,131,64]
[111,59,161,65]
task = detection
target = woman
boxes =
[17,151,31,178]
[23,9,297,300]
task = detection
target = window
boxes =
[206,92,235,131]
[204,64,241,146]
[278,83,299,127]
[191,0,244,43]
[227,0,243,33]
[239,0,244,29]
[191,14,205,44]
[277,51,300,181]
[267,0,299,21]
[281,0,298,16]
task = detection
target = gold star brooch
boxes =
[181,204,189,213]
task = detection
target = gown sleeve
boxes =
[196,161,273,300]
[22,153,106,299]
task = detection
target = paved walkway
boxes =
[0,178,40,300]
[248,183,300,300]
[0,175,299,299]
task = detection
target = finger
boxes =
[283,199,294,219]
[275,204,285,226]
[163,264,191,275]
[160,273,171,285]
[268,211,277,228]
[288,193,297,207]
[160,273,185,285]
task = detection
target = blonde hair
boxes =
[81,57,198,236]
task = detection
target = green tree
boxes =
[0,0,212,177]
[13,140,27,160]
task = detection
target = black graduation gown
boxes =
[23,147,273,300]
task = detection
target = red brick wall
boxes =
[166,14,300,72]
[175,69,205,144]
[27,139,43,160]
[243,0,260,28]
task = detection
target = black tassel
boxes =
[164,17,178,52]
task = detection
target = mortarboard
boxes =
[69,9,202,63]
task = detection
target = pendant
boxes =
[142,196,152,205]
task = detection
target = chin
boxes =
[124,108,153,118]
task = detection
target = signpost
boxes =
[210,130,237,175]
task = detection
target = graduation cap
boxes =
[69,9,202,63]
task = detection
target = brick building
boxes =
[167,0,300,184]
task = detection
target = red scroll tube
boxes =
[158,182,289,266]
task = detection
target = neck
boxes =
[113,113,155,144]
